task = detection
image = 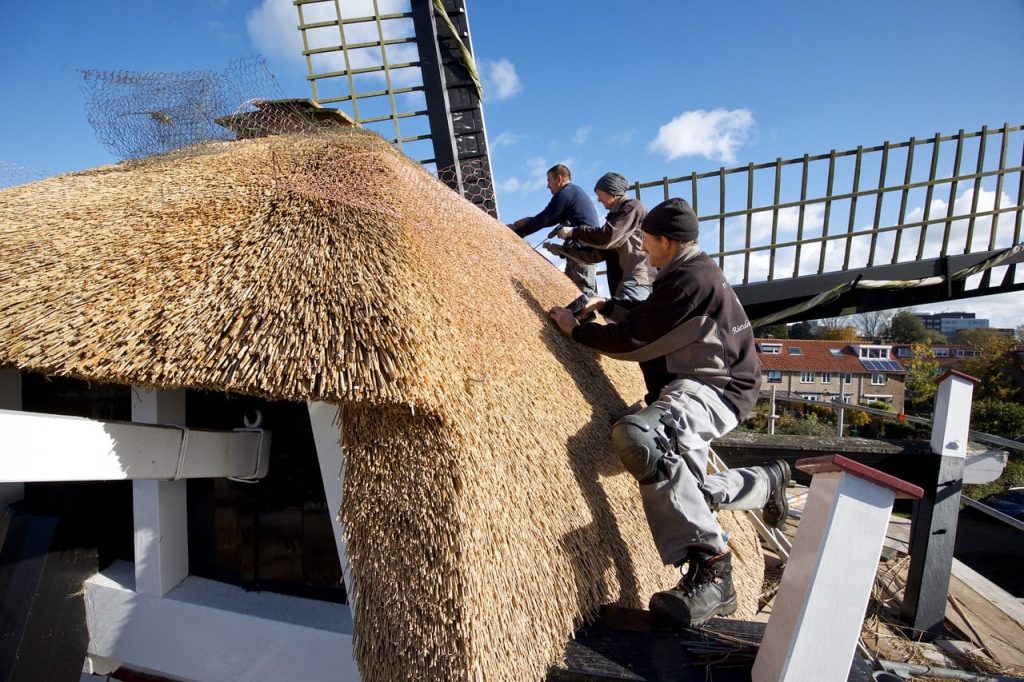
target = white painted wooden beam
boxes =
[0,369,23,508]
[753,456,923,682]
[132,388,188,598]
[0,408,270,482]
[307,401,355,603]
[85,561,359,682]
[930,371,976,459]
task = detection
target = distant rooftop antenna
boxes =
[294,0,497,217]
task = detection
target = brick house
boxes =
[756,339,907,412]
[891,343,981,369]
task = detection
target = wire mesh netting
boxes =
[80,56,287,161]
[437,157,496,215]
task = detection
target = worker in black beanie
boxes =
[640,197,699,242]
[549,197,788,631]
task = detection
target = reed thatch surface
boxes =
[0,130,763,680]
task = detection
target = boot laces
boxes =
[677,562,719,597]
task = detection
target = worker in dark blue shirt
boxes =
[509,164,601,296]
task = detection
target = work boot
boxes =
[761,459,791,529]
[648,550,737,627]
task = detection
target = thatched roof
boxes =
[0,130,763,681]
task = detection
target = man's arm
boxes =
[572,200,642,249]
[513,191,569,238]
[571,282,700,362]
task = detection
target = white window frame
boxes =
[800,371,815,384]
[820,372,832,384]
[766,370,783,384]
[759,343,782,355]
[841,372,853,384]
[871,373,887,386]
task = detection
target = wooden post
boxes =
[131,388,188,597]
[753,455,922,682]
[901,370,977,639]
[0,368,23,509]
[307,401,355,604]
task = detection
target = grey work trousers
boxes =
[565,260,598,297]
[619,378,769,564]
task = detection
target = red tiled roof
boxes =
[755,338,905,373]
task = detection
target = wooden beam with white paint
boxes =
[752,455,923,682]
[0,369,24,509]
[85,561,359,682]
[131,388,189,599]
[0,408,270,482]
[930,370,976,459]
[307,400,355,603]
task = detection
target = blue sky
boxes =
[2,0,1023,328]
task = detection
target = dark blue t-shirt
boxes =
[514,184,599,238]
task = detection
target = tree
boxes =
[856,310,892,340]
[887,311,930,344]
[817,325,860,341]
[971,398,1024,439]
[903,342,940,411]
[952,327,1003,347]
[756,324,789,339]
[789,321,814,339]
[956,329,1019,401]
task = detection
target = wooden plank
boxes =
[946,576,1024,667]
[0,408,269,481]
[950,559,1024,628]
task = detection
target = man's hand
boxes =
[548,306,578,337]
[580,296,607,318]
[555,225,574,239]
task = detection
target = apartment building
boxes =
[756,339,907,412]
[912,311,989,337]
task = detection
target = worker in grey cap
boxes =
[548,198,790,629]
[553,172,655,315]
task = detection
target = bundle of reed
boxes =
[0,129,763,680]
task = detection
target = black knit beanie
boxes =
[594,172,629,196]
[641,198,699,242]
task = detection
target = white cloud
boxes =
[610,129,635,146]
[482,58,522,101]
[246,0,305,65]
[492,131,521,147]
[247,0,419,84]
[648,109,755,164]
[573,125,593,145]
[522,156,552,192]
[497,177,521,192]
[717,185,1022,291]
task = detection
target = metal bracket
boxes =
[227,427,270,483]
